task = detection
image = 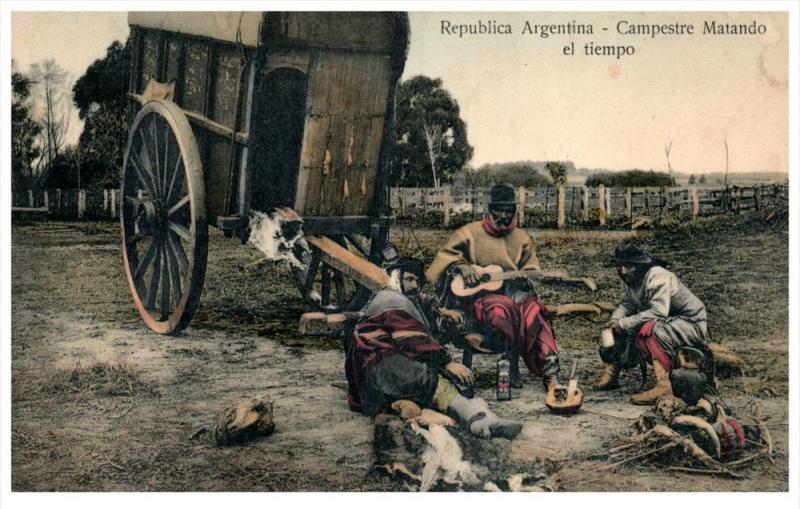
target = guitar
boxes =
[450,264,597,297]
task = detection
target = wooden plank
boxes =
[322,115,348,216]
[557,186,565,230]
[12,207,49,215]
[297,115,331,216]
[358,115,386,214]
[306,235,388,292]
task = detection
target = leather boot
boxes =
[591,363,620,390]
[542,374,559,392]
[630,361,672,405]
[542,354,560,392]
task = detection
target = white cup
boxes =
[600,328,615,348]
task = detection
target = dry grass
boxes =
[43,359,161,398]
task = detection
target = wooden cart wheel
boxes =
[120,99,208,334]
[293,233,384,312]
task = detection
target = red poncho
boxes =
[345,309,449,412]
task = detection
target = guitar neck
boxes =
[490,269,539,282]
[487,269,568,282]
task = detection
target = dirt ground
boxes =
[10,213,789,491]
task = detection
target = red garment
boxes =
[481,212,517,237]
[634,320,673,370]
[471,293,557,376]
[345,309,447,412]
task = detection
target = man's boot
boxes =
[630,361,672,405]
[591,363,620,390]
[448,394,522,439]
[542,354,560,392]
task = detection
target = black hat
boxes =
[489,184,518,206]
[612,242,653,265]
[380,245,426,282]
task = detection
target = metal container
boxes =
[600,328,615,348]
[496,355,511,401]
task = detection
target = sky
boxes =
[10,9,790,173]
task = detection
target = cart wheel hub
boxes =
[135,200,165,236]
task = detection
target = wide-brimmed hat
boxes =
[612,242,653,266]
[489,184,518,206]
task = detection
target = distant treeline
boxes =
[585,169,674,188]
[459,160,575,187]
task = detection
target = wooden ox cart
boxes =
[122,12,408,333]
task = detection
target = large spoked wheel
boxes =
[120,99,208,334]
[293,233,383,313]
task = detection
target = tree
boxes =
[71,40,131,188]
[392,76,473,188]
[28,59,71,182]
[688,174,696,185]
[11,60,42,192]
[699,174,707,184]
[467,161,550,188]
[545,161,567,186]
[73,41,130,119]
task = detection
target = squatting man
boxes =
[591,242,712,405]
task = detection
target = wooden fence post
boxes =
[625,188,632,223]
[111,189,117,218]
[103,189,109,214]
[755,185,763,211]
[28,189,34,207]
[78,189,86,219]
[518,186,526,227]
[442,186,451,227]
[605,187,613,219]
[582,186,590,221]
[43,190,49,210]
[557,186,565,230]
[691,187,699,221]
[56,188,62,214]
[598,185,606,226]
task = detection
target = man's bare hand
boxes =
[605,318,621,331]
[445,362,474,385]
[438,308,465,326]
[457,264,479,287]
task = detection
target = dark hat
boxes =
[612,242,653,265]
[380,244,426,282]
[489,184,518,206]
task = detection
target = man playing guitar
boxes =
[426,183,561,391]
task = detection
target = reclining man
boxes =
[425,183,561,391]
[345,252,522,439]
[592,242,711,405]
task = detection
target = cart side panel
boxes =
[140,31,160,91]
[183,41,210,117]
[296,52,391,217]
